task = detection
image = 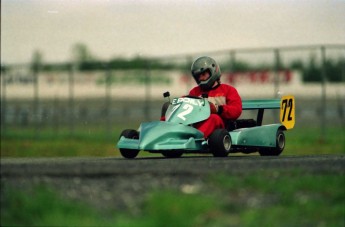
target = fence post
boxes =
[68,64,75,137]
[53,96,60,135]
[1,67,7,135]
[341,56,345,128]
[320,46,327,142]
[144,60,151,121]
[229,50,236,86]
[32,64,40,139]
[105,64,112,140]
[230,50,236,71]
[273,49,281,98]
[186,56,193,93]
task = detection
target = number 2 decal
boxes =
[177,104,194,121]
[280,95,295,129]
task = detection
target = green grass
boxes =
[208,171,344,226]
[1,126,344,157]
[284,126,345,155]
[1,185,118,226]
[1,126,121,157]
[2,171,344,226]
[2,126,343,226]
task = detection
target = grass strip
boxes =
[2,170,343,226]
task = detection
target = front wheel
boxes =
[259,129,285,156]
[209,129,232,157]
[119,129,140,159]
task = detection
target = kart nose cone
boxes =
[138,121,204,151]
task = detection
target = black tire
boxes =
[119,129,140,159]
[209,129,232,157]
[259,129,285,156]
[161,150,183,158]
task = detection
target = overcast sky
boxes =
[1,0,345,64]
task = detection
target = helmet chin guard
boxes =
[191,56,221,90]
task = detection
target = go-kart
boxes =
[117,92,295,158]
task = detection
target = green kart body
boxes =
[117,93,295,158]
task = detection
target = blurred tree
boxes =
[71,43,94,64]
[303,54,322,82]
[289,59,304,71]
[326,58,344,82]
[222,59,252,72]
[30,50,43,72]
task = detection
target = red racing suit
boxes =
[189,83,242,138]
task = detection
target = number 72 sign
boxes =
[280,95,295,129]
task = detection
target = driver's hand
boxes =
[209,102,219,114]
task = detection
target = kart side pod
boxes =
[230,124,286,148]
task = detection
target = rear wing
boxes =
[242,95,295,130]
[243,99,281,110]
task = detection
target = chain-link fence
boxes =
[1,44,344,140]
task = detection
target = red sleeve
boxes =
[220,86,242,120]
[189,84,242,120]
[189,86,201,96]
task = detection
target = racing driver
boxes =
[162,56,242,138]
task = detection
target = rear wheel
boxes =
[259,129,285,156]
[119,129,140,159]
[161,150,183,158]
[209,129,231,157]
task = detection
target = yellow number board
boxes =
[280,95,295,129]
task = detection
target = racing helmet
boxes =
[191,56,221,90]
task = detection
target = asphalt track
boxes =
[1,155,344,176]
[1,155,344,212]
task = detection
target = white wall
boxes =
[2,70,344,100]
